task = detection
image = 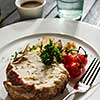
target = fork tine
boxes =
[86,59,100,85]
[89,61,100,85]
[79,58,96,82]
[82,58,98,83]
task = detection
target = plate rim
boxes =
[1,18,100,31]
[0,32,100,58]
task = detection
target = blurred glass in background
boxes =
[57,0,84,20]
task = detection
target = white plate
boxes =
[0,33,100,100]
[1,18,100,53]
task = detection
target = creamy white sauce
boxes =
[12,52,67,88]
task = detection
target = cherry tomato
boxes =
[62,52,74,65]
[66,62,81,78]
[62,52,88,79]
[78,54,88,67]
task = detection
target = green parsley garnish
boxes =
[40,39,63,65]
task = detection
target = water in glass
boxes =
[57,0,84,20]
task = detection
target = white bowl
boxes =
[15,0,46,19]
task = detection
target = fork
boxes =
[63,57,100,100]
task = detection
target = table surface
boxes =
[0,0,100,27]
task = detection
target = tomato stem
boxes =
[77,46,88,57]
[66,46,88,69]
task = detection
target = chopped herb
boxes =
[11,55,14,57]
[31,45,37,50]
[18,51,23,54]
[14,51,18,60]
[40,51,53,65]
[27,70,30,74]
[21,66,24,69]
[40,39,63,65]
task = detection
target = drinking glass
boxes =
[57,0,84,20]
